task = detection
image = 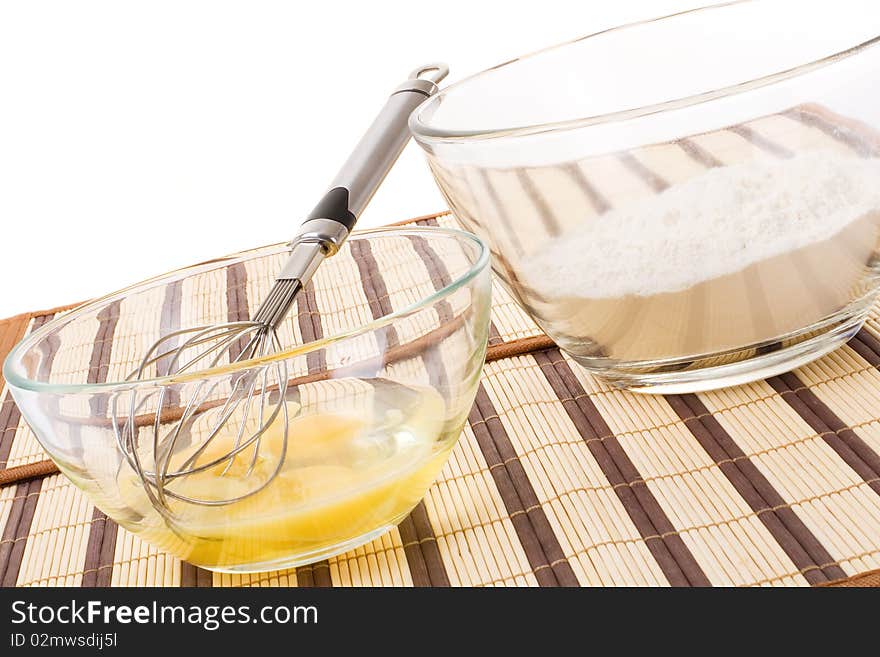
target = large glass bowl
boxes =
[4,226,491,573]
[411,0,880,393]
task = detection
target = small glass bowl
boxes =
[411,0,880,393]
[4,226,491,573]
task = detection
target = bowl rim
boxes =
[409,0,880,143]
[3,225,490,394]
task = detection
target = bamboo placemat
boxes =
[4,108,880,586]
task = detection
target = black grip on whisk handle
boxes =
[305,187,357,232]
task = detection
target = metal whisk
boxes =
[112,64,449,513]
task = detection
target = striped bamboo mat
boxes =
[4,98,880,585]
[1,210,880,587]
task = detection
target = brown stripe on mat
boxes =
[1,314,53,469]
[295,281,328,377]
[291,283,332,587]
[293,555,331,587]
[560,163,611,214]
[533,349,710,586]
[396,501,449,587]
[677,138,723,168]
[81,302,123,587]
[767,373,880,497]
[727,124,793,159]
[347,237,450,587]
[405,230,452,393]
[469,383,579,586]
[851,329,880,366]
[225,263,250,362]
[665,393,846,584]
[0,477,43,586]
[406,223,452,301]
[180,562,214,587]
[617,152,670,193]
[86,300,121,419]
[80,508,118,587]
[0,392,22,469]
[515,170,562,236]
[88,301,121,388]
[784,107,880,158]
[348,240,400,351]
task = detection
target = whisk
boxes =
[112,63,449,513]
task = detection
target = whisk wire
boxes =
[111,62,448,512]
[220,368,260,476]
[111,278,303,514]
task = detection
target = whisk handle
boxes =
[290,63,449,255]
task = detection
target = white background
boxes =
[0,0,704,317]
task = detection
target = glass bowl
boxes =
[411,0,880,393]
[4,226,491,573]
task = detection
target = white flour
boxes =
[520,151,880,299]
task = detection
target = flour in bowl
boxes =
[518,150,880,361]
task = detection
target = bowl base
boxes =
[571,312,867,395]
[190,524,397,575]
